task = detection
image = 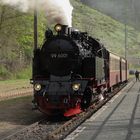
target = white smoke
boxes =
[0,0,30,12]
[0,0,73,26]
[43,0,73,27]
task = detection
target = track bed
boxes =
[2,81,131,140]
[0,96,44,140]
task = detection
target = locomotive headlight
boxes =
[55,24,62,32]
[34,84,41,91]
[72,83,80,91]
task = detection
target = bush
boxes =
[15,66,32,79]
[0,65,11,80]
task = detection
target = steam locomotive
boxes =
[32,24,127,117]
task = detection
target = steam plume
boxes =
[44,0,73,27]
[0,0,73,26]
[0,0,30,12]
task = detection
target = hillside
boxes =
[71,0,140,57]
[81,0,140,30]
[0,0,140,79]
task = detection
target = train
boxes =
[31,24,127,117]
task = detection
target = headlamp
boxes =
[55,24,62,32]
[72,83,80,91]
[34,84,41,91]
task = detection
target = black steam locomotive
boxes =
[32,24,127,117]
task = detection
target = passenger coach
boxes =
[109,52,127,89]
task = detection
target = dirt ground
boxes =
[0,96,44,140]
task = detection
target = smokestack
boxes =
[0,0,73,27]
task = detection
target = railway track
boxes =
[0,87,32,101]
[3,117,66,140]
[2,80,133,140]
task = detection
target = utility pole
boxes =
[32,2,38,80]
[34,4,38,51]
[125,23,127,59]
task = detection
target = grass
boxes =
[0,65,32,80]
[128,74,135,79]
[0,79,29,84]
[0,79,31,92]
[15,66,32,79]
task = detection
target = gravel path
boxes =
[0,96,44,140]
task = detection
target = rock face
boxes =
[81,0,140,30]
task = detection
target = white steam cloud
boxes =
[0,0,73,27]
[0,0,30,12]
[44,0,73,27]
